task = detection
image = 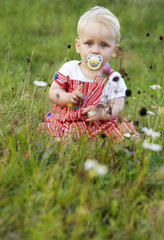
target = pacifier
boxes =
[87,54,103,70]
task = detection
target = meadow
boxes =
[0,0,164,239]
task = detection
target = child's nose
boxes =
[91,45,100,54]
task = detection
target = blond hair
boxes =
[77,6,121,44]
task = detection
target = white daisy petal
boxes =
[84,159,98,170]
[147,111,155,115]
[123,133,131,138]
[33,80,47,87]
[142,127,149,133]
[142,127,161,139]
[149,85,161,90]
[95,165,108,176]
[152,133,161,139]
[143,141,163,152]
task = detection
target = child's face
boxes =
[75,21,118,72]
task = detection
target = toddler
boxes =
[39,6,139,141]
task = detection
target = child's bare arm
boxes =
[49,81,83,107]
[105,97,125,120]
[82,97,125,121]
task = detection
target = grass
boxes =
[0,0,164,239]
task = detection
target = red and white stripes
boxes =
[39,71,139,141]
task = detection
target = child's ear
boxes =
[111,44,120,58]
[75,39,80,53]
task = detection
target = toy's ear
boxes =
[75,39,80,53]
[112,44,120,58]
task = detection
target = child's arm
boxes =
[49,81,83,107]
[82,97,125,121]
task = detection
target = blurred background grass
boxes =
[0,0,163,79]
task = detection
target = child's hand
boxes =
[69,84,83,106]
[82,105,101,121]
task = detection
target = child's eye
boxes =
[87,42,92,46]
[101,43,107,48]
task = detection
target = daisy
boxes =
[84,159,98,170]
[123,133,131,138]
[149,85,161,90]
[95,165,108,176]
[33,80,47,87]
[147,111,155,115]
[142,127,161,139]
[143,141,163,152]
[84,160,108,176]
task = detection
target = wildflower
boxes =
[94,165,108,176]
[143,141,163,152]
[26,56,31,63]
[33,80,47,87]
[142,127,161,139]
[84,159,98,170]
[125,89,132,97]
[130,151,135,158]
[67,44,71,49]
[134,120,140,126]
[146,33,150,37]
[159,36,163,41]
[115,46,124,57]
[139,107,147,116]
[119,68,126,77]
[24,152,29,158]
[147,111,155,115]
[159,106,164,113]
[100,132,107,139]
[149,65,152,69]
[84,159,108,176]
[123,133,131,138]
[149,85,161,90]
[138,90,141,94]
